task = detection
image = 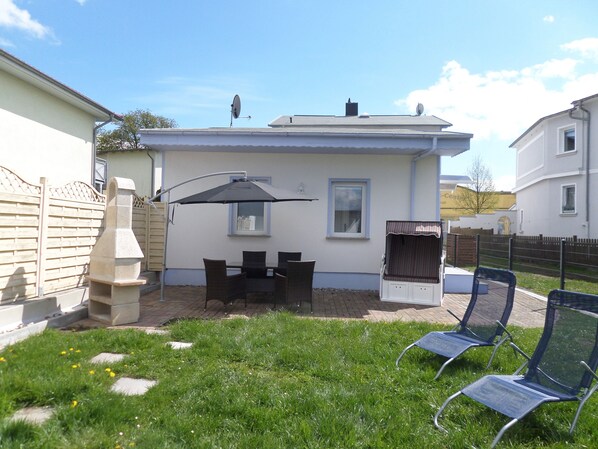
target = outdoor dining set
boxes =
[203,251,315,312]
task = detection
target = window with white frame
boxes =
[561,184,576,214]
[559,126,576,153]
[328,179,369,238]
[229,176,271,236]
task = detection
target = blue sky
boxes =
[2,0,598,191]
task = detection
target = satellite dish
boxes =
[416,103,424,116]
[231,94,241,119]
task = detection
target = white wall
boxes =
[103,150,162,198]
[0,70,95,185]
[161,151,440,289]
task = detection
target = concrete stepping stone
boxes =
[144,328,169,335]
[10,406,54,425]
[167,341,192,350]
[110,377,157,396]
[90,352,127,364]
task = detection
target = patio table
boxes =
[227,261,278,293]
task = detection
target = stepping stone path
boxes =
[8,331,192,425]
[10,406,54,425]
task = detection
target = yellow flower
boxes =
[0,357,6,362]
[60,351,67,356]
[71,400,78,408]
[110,371,116,378]
[71,364,79,369]
[89,370,95,375]
[75,349,81,353]
[69,348,74,351]
[105,367,112,372]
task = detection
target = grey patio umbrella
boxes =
[173,178,316,204]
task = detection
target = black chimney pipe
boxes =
[345,98,358,116]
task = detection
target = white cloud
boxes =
[561,37,598,61]
[543,15,555,23]
[0,0,53,39]
[75,0,87,5]
[395,54,597,143]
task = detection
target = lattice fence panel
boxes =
[0,167,42,302]
[44,182,105,295]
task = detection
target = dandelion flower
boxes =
[75,349,81,353]
[60,351,67,356]
[71,400,78,408]
[110,371,116,378]
[69,348,74,351]
[0,357,6,363]
[89,370,95,375]
[105,367,112,372]
[72,364,79,369]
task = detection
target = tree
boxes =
[455,155,498,215]
[97,109,177,153]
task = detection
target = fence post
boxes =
[560,238,566,290]
[476,234,480,268]
[508,236,514,271]
[36,177,50,297]
[453,234,459,267]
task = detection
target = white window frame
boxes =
[557,124,576,154]
[327,179,370,239]
[561,183,576,214]
[228,176,271,236]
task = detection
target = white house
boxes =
[510,93,598,238]
[98,148,161,198]
[0,49,121,187]
[140,101,472,290]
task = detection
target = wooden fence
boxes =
[0,166,165,303]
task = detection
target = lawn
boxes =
[0,312,596,448]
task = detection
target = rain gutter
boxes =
[410,137,438,220]
[569,101,591,237]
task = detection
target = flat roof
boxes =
[269,114,452,129]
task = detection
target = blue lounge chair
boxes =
[434,289,598,448]
[396,267,517,379]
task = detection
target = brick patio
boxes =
[71,286,547,330]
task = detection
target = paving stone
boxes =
[90,352,127,364]
[10,406,54,425]
[144,328,169,335]
[110,377,157,396]
[167,341,192,350]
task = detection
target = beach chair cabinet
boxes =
[380,220,444,306]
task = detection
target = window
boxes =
[229,177,271,236]
[561,184,576,214]
[559,126,576,153]
[328,179,370,238]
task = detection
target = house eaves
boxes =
[510,93,598,148]
[139,127,473,157]
[0,49,122,122]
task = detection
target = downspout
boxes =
[410,137,438,220]
[146,150,155,197]
[569,101,591,237]
[92,115,120,187]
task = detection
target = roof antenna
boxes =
[416,103,424,116]
[230,94,252,127]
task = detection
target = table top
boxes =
[226,261,280,269]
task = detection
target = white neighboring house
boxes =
[510,93,598,238]
[98,147,161,198]
[140,101,473,290]
[0,49,121,187]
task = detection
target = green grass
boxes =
[0,313,596,448]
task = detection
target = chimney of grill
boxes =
[345,98,358,116]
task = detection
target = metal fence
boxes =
[471,233,598,287]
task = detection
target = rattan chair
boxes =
[274,251,302,276]
[274,260,315,312]
[241,251,268,278]
[203,259,246,311]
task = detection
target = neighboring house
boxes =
[0,49,121,187]
[140,101,472,290]
[510,93,598,238]
[97,147,161,198]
